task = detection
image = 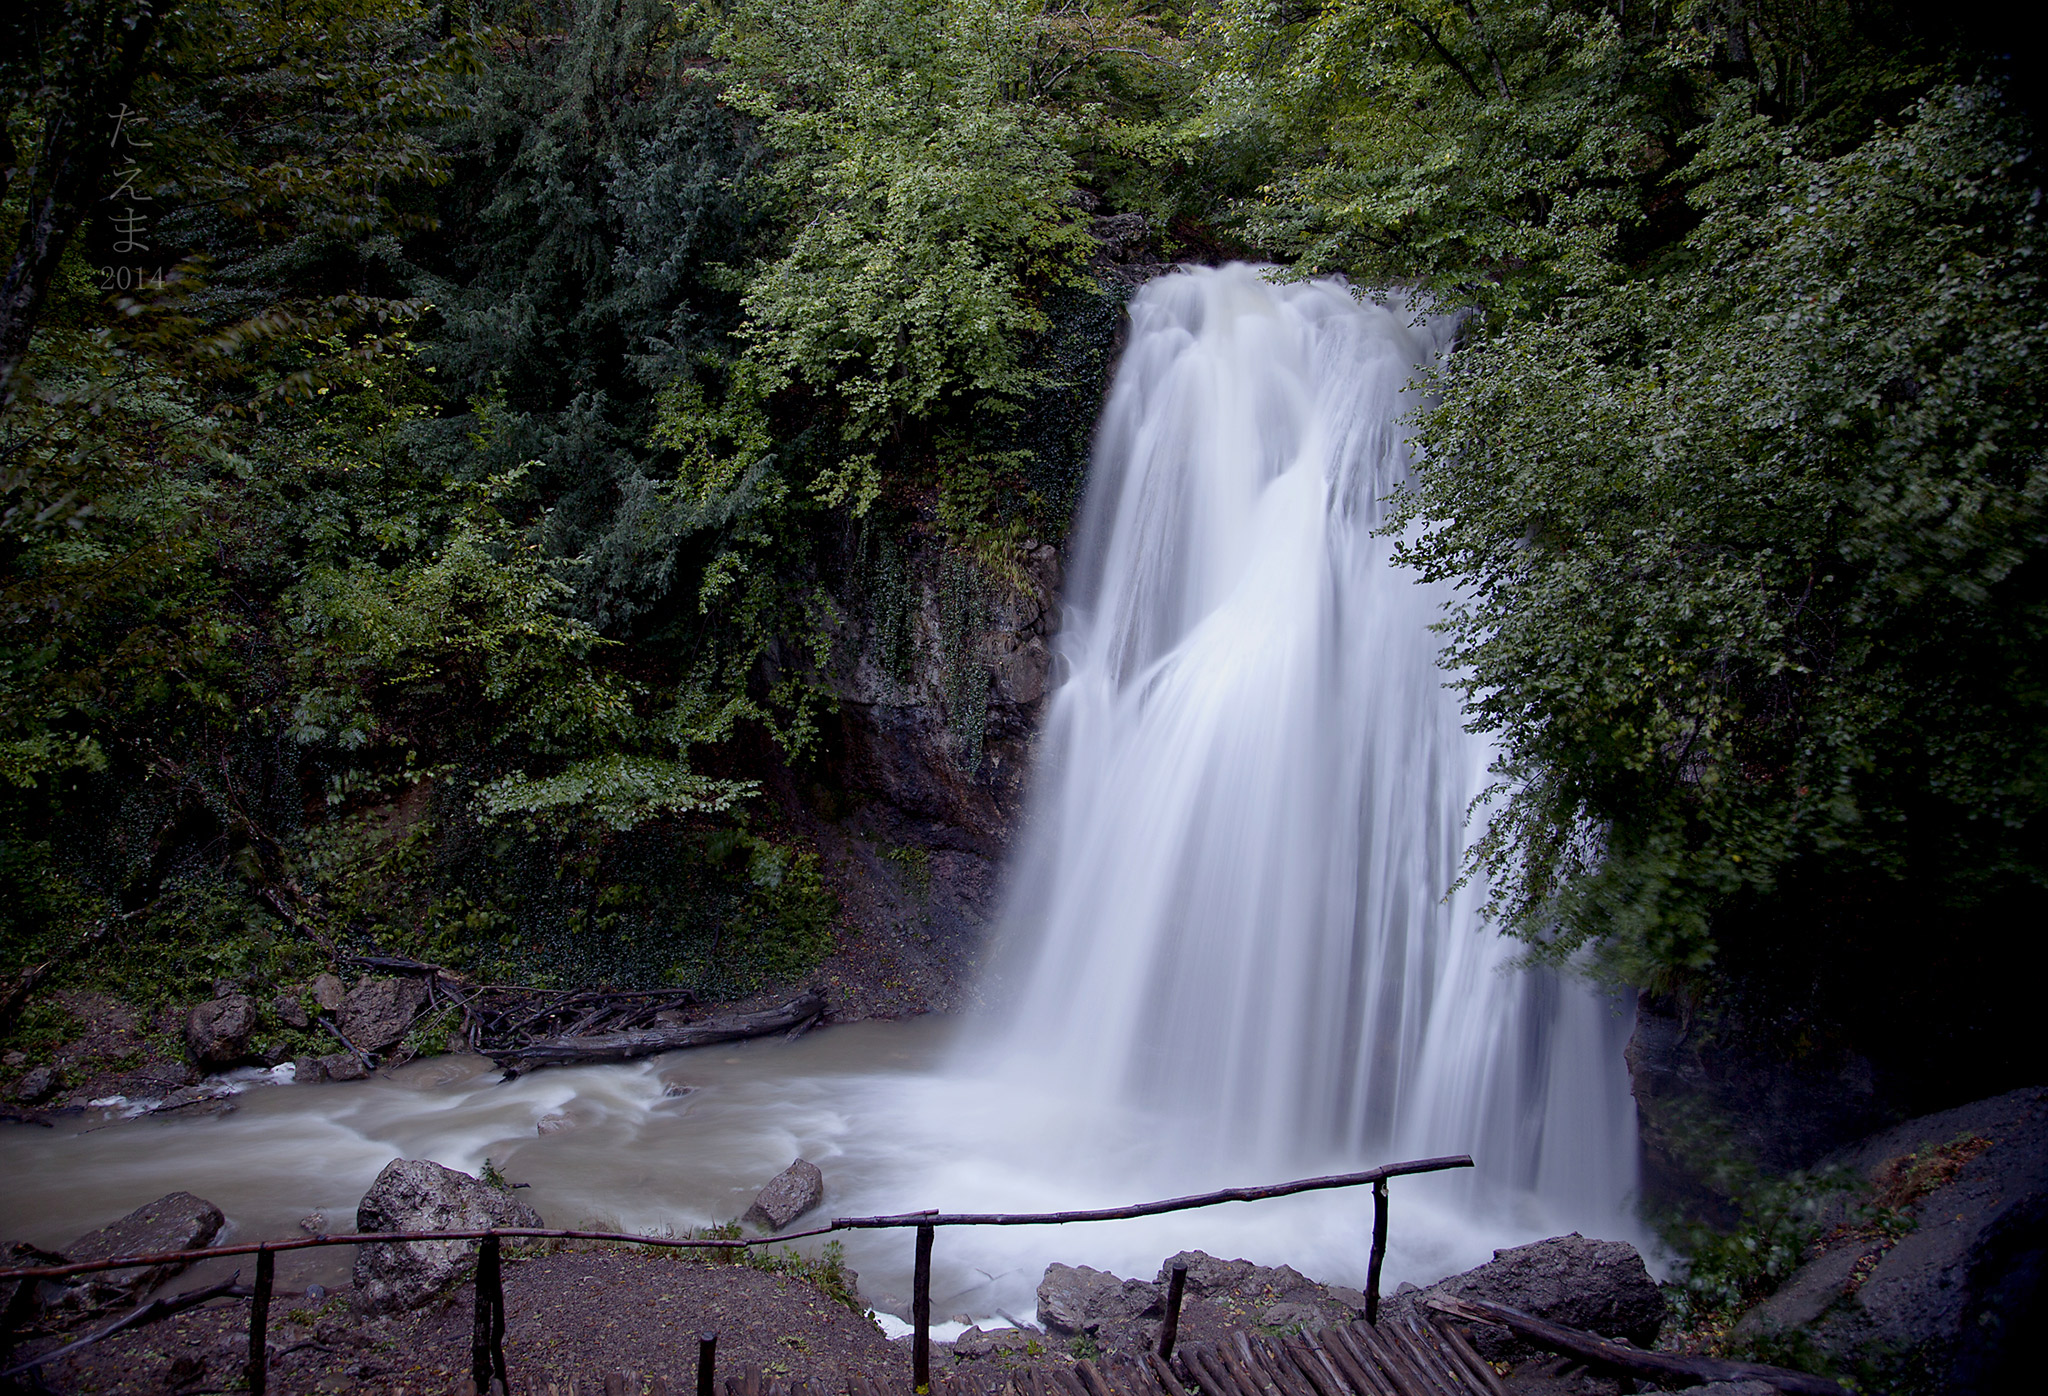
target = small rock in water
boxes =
[292,1055,325,1084]
[661,1081,697,1098]
[744,1157,825,1231]
[536,1113,574,1135]
[320,1052,367,1082]
[300,1213,326,1233]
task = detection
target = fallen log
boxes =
[1423,1296,1848,1396]
[487,991,825,1075]
[0,1274,253,1379]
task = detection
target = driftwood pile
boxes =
[346,955,826,1078]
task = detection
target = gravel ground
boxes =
[9,1249,901,1395]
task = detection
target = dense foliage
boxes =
[2,1,2039,1099]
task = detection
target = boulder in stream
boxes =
[354,1157,543,1314]
[744,1157,824,1231]
[319,1051,367,1081]
[57,1191,225,1308]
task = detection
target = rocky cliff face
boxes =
[824,537,1062,852]
[1627,990,1901,1221]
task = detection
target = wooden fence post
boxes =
[912,1222,935,1393]
[473,1233,507,1394]
[245,1246,274,1396]
[1364,1178,1389,1325]
[1158,1263,1188,1360]
[697,1330,717,1396]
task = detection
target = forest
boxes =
[2,0,2040,1161]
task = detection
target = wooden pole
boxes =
[1364,1178,1388,1326]
[488,1236,509,1395]
[1423,1295,1851,1396]
[245,1246,274,1396]
[833,1157,1473,1230]
[0,1156,1479,1288]
[697,1331,717,1396]
[473,1234,501,1394]
[912,1222,935,1393]
[1158,1263,1188,1360]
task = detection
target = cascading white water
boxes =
[0,264,1644,1325]
[986,264,1638,1222]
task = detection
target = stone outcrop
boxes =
[824,539,1063,851]
[1628,990,1896,1218]
[951,1325,1044,1358]
[1029,1251,1378,1357]
[336,976,428,1053]
[1730,1086,2047,1395]
[1382,1233,1664,1363]
[58,1191,225,1307]
[183,994,256,1067]
[1037,1263,1162,1335]
[353,1158,542,1313]
[744,1158,825,1232]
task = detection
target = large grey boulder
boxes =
[1731,1086,2047,1395]
[744,1158,825,1232]
[1386,1233,1663,1362]
[183,994,256,1067]
[60,1191,225,1307]
[1038,1263,1162,1335]
[353,1158,542,1313]
[336,976,428,1053]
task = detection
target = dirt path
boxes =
[12,1250,901,1395]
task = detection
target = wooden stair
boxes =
[456,1314,1506,1396]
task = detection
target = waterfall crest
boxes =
[988,264,1637,1222]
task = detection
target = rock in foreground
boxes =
[60,1191,225,1307]
[745,1158,825,1232]
[353,1158,542,1313]
[1383,1233,1663,1362]
[1731,1086,2047,1396]
[1037,1263,1161,1334]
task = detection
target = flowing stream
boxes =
[0,265,1638,1326]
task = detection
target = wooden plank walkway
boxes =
[456,1314,1506,1396]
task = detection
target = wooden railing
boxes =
[0,1154,1473,1395]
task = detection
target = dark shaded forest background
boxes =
[2,0,2040,1216]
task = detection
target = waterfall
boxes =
[986,264,1638,1224]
